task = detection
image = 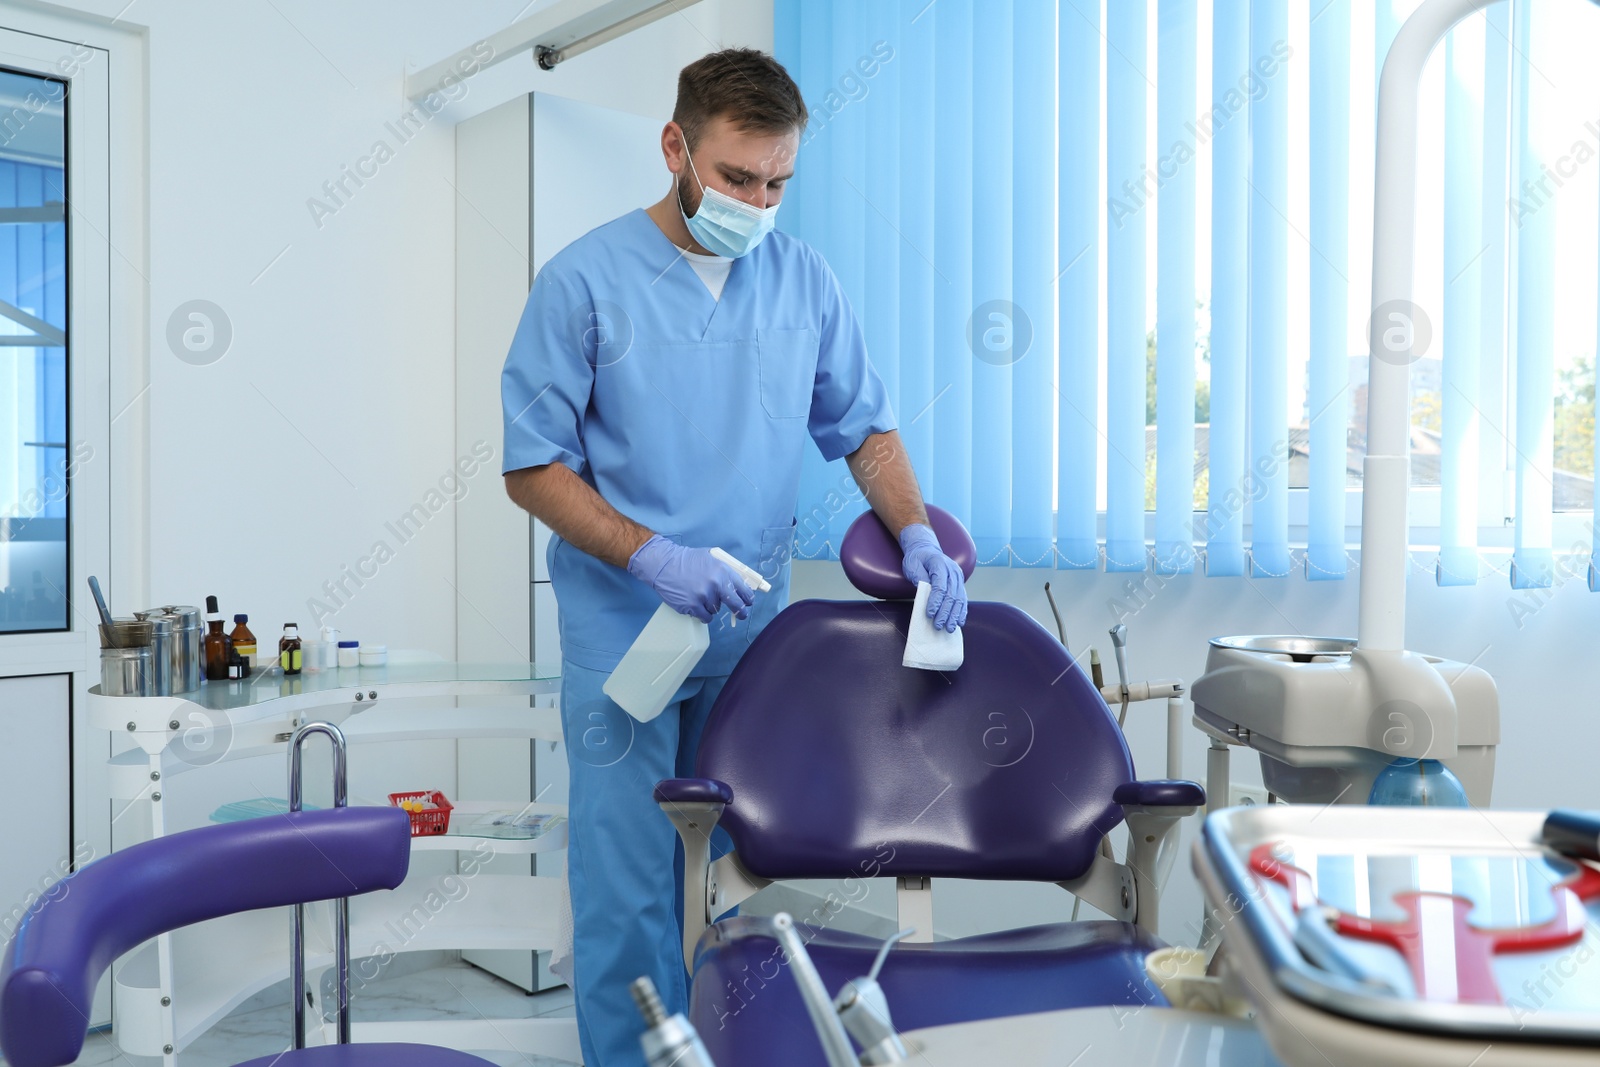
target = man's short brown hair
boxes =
[673,49,808,150]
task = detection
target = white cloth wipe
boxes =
[903,580,964,671]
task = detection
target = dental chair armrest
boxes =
[1115,780,1204,936]
[655,778,732,969]
[1113,779,1204,808]
[653,777,733,805]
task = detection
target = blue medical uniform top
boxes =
[501,208,896,676]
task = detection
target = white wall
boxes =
[35,0,769,655]
[794,546,1600,945]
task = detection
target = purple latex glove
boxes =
[898,523,968,632]
[627,535,755,624]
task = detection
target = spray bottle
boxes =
[604,548,770,721]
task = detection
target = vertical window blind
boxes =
[775,0,1598,589]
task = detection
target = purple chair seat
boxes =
[691,917,1165,1066]
[236,1045,498,1066]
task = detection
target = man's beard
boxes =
[676,172,703,220]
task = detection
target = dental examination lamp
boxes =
[1191,0,1529,814]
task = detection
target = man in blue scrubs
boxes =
[501,49,967,1064]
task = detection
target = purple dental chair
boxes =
[655,506,1204,1064]
[0,723,498,1067]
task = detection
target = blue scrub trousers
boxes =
[560,659,731,1066]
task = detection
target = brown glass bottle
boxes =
[279,623,303,675]
[203,595,232,681]
[229,614,257,671]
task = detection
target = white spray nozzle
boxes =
[710,548,771,629]
[710,547,771,593]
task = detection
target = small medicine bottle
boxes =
[230,614,257,670]
[203,595,233,682]
[280,623,303,675]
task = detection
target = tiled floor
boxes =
[54,959,578,1066]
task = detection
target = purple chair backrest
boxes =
[835,504,978,599]
[697,509,1136,884]
[1,807,411,1067]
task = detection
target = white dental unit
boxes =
[1192,635,1499,808]
[1190,0,1515,816]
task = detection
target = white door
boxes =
[0,19,116,1025]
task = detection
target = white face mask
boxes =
[677,151,779,259]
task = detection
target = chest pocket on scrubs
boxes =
[756,328,818,419]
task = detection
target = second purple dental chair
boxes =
[655,506,1205,1064]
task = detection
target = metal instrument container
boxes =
[100,645,151,697]
[142,614,176,696]
[99,616,152,650]
[137,605,203,693]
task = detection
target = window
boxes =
[777,0,1597,582]
[0,66,67,632]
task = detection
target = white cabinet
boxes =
[0,673,71,942]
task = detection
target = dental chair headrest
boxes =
[839,504,977,600]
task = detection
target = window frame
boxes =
[0,26,109,673]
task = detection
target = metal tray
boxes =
[1199,805,1600,1044]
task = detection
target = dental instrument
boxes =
[1042,581,1068,647]
[1053,604,1184,781]
[632,975,715,1067]
[1041,606,1189,926]
[633,920,918,1067]
[831,927,915,1064]
[1097,626,1189,767]
[1110,623,1130,726]
[770,913,861,1067]
[641,908,1279,1067]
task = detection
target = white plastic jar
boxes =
[359,644,387,667]
[337,641,360,668]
